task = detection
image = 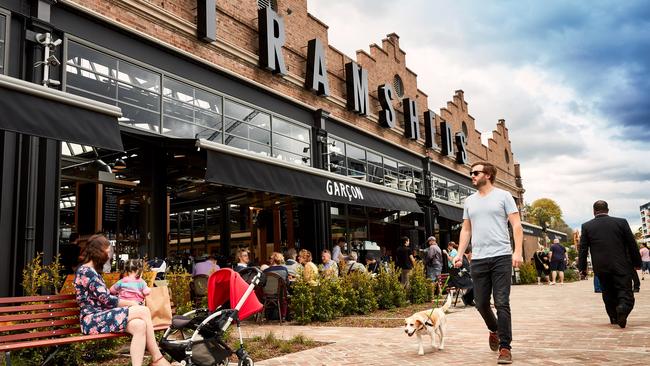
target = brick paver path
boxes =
[243,274,649,365]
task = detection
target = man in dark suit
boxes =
[578,200,642,328]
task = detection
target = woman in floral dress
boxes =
[74,234,173,366]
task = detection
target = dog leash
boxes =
[424,275,450,327]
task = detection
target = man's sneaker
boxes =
[609,316,617,325]
[497,348,512,364]
[489,331,499,352]
[616,305,628,328]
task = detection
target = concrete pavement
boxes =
[243,274,649,365]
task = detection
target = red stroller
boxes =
[159,268,264,366]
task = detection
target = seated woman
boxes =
[263,252,289,283]
[74,234,173,366]
[298,249,319,285]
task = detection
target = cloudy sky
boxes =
[308,0,650,230]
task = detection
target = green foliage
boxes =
[346,271,378,315]
[407,262,433,304]
[564,269,580,282]
[312,277,344,321]
[167,266,192,314]
[373,262,407,309]
[289,277,314,324]
[517,262,537,284]
[11,338,127,366]
[21,252,65,295]
[566,245,578,263]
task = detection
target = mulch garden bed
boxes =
[303,301,445,328]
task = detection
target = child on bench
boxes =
[110,259,151,305]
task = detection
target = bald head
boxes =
[593,200,609,215]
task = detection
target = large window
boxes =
[65,39,310,165]
[326,136,423,194]
[432,173,475,205]
[0,9,8,75]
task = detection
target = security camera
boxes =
[51,38,62,47]
[45,79,61,87]
[46,55,61,67]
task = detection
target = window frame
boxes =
[0,8,11,76]
[62,35,311,165]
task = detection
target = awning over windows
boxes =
[203,141,422,213]
[0,75,123,151]
[435,203,464,222]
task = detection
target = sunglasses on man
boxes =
[470,170,485,177]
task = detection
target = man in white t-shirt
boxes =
[453,161,523,364]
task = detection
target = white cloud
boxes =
[308,0,650,230]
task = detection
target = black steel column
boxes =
[143,144,167,260]
[0,131,19,296]
[219,196,231,263]
[35,138,61,264]
[310,109,331,262]
[420,157,436,236]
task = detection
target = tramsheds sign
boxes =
[197,4,467,165]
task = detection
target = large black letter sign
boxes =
[197,0,216,42]
[345,62,369,116]
[305,39,329,96]
[424,110,437,149]
[378,84,396,128]
[440,121,454,157]
[403,98,420,140]
[455,132,467,164]
[258,7,287,75]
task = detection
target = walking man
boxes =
[640,243,650,280]
[549,238,567,285]
[578,200,642,328]
[453,161,523,364]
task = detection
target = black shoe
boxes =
[609,317,617,325]
[633,288,640,293]
[616,306,628,328]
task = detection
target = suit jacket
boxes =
[578,214,642,274]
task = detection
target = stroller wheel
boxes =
[238,356,254,366]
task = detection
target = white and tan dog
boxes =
[403,292,452,355]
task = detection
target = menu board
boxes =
[103,186,122,223]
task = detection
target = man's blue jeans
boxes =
[470,254,512,350]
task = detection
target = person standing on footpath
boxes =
[453,161,523,364]
[395,236,414,287]
[549,238,567,285]
[578,200,642,328]
[425,236,443,282]
[640,243,650,281]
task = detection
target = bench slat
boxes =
[0,324,170,352]
[0,319,79,332]
[0,310,80,322]
[0,295,75,304]
[0,327,80,343]
[0,302,79,313]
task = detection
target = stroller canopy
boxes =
[207,268,263,320]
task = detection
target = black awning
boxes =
[0,75,123,151]
[205,148,422,213]
[435,203,464,222]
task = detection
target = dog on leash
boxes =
[403,291,452,355]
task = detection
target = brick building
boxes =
[0,0,524,295]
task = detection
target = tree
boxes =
[526,198,572,240]
[528,198,562,227]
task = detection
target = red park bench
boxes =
[0,271,168,366]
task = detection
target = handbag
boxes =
[145,286,173,327]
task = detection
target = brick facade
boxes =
[66,0,524,203]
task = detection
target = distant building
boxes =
[641,202,650,243]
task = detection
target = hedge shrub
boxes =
[408,262,433,304]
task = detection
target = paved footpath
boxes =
[242,274,649,365]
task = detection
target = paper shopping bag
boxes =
[145,286,172,327]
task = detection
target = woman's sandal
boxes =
[151,355,181,366]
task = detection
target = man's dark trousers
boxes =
[597,271,635,320]
[470,254,512,350]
